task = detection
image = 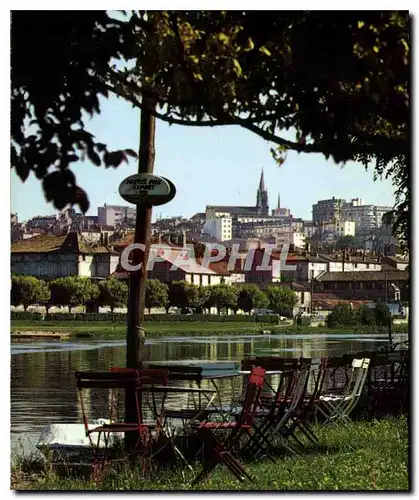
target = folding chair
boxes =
[75,368,168,474]
[244,358,312,458]
[279,357,329,446]
[241,357,299,405]
[321,355,352,394]
[147,364,205,415]
[316,358,370,426]
[366,351,408,414]
[191,366,266,485]
[266,358,312,452]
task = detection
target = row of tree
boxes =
[11,276,298,316]
[11,276,127,313]
[325,303,391,328]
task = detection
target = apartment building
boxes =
[98,204,136,227]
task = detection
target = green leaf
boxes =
[259,46,271,56]
[233,59,242,76]
[244,37,255,51]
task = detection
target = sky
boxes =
[10,92,396,224]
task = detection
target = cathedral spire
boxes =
[256,167,269,215]
[259,167,265,191]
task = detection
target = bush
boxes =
[374,303,391,327]
[356,305,376,326]
[11,311,43,321]
[293,315,311,326]
[325,303,356,328]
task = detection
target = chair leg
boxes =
[193,428,251,485]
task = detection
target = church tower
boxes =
[256,168,269,215]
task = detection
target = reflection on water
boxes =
[11,332,407,454]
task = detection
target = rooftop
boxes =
[206,205,258,215]
[315,270,409,282]
[11,233,117,255]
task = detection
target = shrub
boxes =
[325,303,356,328]
[11,311,43,321]
[293,315,311,326]
[356,305,376,326]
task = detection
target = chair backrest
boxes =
[287,358,312,412]
[345,358,370,397]
[356,358,370,397]
[238,366,266,426]
[110,367,169,386]
[307,356,328,402]
[322,356,352,392]
[147,364,203,383]
[75,370,141,389]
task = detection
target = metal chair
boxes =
[75,368,168,474]
[191,366,266,485]
[316,358,370,426]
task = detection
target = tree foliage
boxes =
[11,275,50,311]
[326,303,356,328]
[49,277,99,312]
[266,285,297,316]
[11,11,137,213]
[237,284,268,313]
[145,279,169,313]
[336,235,358,250]
[98,278,128,312]
[206,284,238,314]
[11,11,409,246]
[327,302,391,328]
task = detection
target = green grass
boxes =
[10,319,408,339]
[11,320,274,338]
[12,417,409,491]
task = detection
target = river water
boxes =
[11,332,407,455]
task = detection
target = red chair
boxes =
[192,366,266,485]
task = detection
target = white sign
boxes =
[119,173,174,206]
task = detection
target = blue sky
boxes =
[10,93,396,222]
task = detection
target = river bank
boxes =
[11,416,408,491]
[10,320,408,340]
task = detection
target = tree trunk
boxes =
[125,98,156,452]
[23,304,27,311]
[68,306,72,313]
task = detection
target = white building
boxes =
[11,233,119,279]
[203,215,233,242]
[275,228,306,248]
[321,219,356,243]
[341,200,393,234]
[98,204,136,227]
[313,197,393,236]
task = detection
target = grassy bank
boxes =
[10,320,408,339]
[12,417,408,491]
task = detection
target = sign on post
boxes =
[119,173,176,206]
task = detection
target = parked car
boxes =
[253,309,276,316]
